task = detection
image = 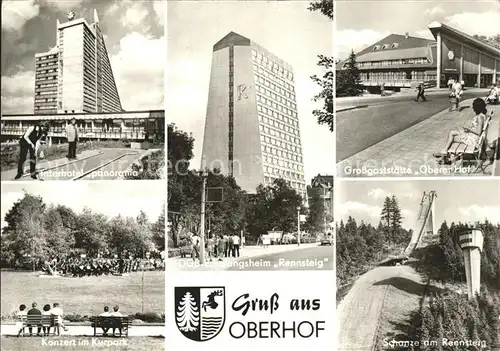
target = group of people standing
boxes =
[189,233,243,262]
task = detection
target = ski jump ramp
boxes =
[404,191,439,255]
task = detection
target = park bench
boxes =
[446,111,495,173]
[20,315,59,336]
[91,316,131,337]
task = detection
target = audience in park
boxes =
[18,301,68,336]
[16,302,129,337]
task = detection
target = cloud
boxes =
[42,0,88,12]
[338,201,382,223]
[153,0,165,24]
[424,6,444,16]
[1,70,35,114]
[1,0,40,32]
[105,2,120,16]
[367,188,420,201]
[457,205,500,224]
[444,11,500,37]
[335,29,390,59]
[120,2,149,28]
[111,32,165,110]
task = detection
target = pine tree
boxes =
[390,195,403,239]
[345,50,362,96]
[176,292,200,332]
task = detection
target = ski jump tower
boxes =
[404,191,438,255]
[459,228,484,299]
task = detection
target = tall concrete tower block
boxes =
[201,32,306,197]
[404,191,438,254]
[459,229,484,299]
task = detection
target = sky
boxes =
[1,181,164,230]
[337,179,500,231]
[166,0,334,183]
[336,0,500,59]
[1,0,165,113]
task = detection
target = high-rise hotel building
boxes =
[201,32,306,197]
[34,10,122,114]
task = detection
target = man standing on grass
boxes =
[66,118,79,159]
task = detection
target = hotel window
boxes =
[252,49,257,57]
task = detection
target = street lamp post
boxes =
[296,206,301,247]
[199,173,207,265]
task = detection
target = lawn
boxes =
[0,336,165,351]
[0,271,164,319]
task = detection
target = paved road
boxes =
[14,149,140,181]
[336,90,486,162]
[227,245,333,271]
[337,265,424,351]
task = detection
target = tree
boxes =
[308,1,333,132]
[1,192,46,268]
[336,50,363,97]
[380,195,403,244]
[306,187,325,233]
[42,206,75,259]
[176,292,200,332]
[308,0,333,20]
[311,55,334,131]
[73,208,109,256]
[473,34,500,50]
[152,206,166,251]
[167,123,196,248]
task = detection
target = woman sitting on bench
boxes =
[433,98,487,159]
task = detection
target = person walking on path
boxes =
[449,80,463,111]
[66,118,79,159]
[15,122,49,180]
[415,82,427,102]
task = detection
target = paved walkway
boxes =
[168,243,319,271]
[1,148,145,181]
[0,324,165,337]
[338,99,500,177]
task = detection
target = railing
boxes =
[1,127,147,140]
